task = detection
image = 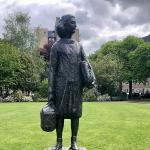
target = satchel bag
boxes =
[40,102,56,132]
[80,61,95,87]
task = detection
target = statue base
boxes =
[44,147,87,150]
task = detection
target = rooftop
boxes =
[142,34,150,42]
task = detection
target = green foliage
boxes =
[13,91,23,102]
[90,54,123,96]
[122,36,144,52]
[3,11,36,51]
[100,40,121,56]
[1,11,45,97]
[83,88,96,101]
[129,43,150,82]
[89,40,123,96]
[16,51,45,93]
[0,39,21,89]
[99,36,144,82]
[38,79,48,98]
[120,36,144,81]
[90,36,146,97]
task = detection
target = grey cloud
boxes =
[107,0,150,26]
[0,0,150,54]
[83,34,121,55]
[76,10,89,25]
[79,27,98,40]
[112,5,150,26]
[73,0,114,28]
[106,0,150,9]
[1,2,76,30]
[87,0,113,17]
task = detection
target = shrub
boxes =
[83,88,97,102]
[22,96,33,102]
[38,79,48,98]
[32,92,41,101]
[97,94,111,101]
[1,96,14,102]
[13,91,23,102]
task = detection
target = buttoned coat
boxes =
[48,38,87,118]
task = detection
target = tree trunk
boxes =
[128,80,132,99]
[0,87,2,97]
[119,81,122,94]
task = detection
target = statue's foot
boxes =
[69,145,79,150]
[52,138,62,150]
[69,136,79,150]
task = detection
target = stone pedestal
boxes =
[44,147,87,150]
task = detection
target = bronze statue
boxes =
[48,14,95,150]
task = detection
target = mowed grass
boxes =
[0,102,150,150]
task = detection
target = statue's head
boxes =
[56,14,76,39]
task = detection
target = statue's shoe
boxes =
[69,146,79,150]
[52,144,62,150]
[52,145,62,150]
[52,138,62,150]
[69,137,79,150]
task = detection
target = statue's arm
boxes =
[80,45,97,88]
[48,44,58,103]
[80,45,88,61]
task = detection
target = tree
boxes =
[16,51,45,95]
[120,36,144,98]
[2,11,46,96]
[90,53,123,98]
[0,39,22,97]
[38,79,48,98]
[90,40,124,94]
[97,36,144,98]
[3,11,36,51]
[129,43,150,83]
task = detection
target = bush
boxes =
[83,88,97,101]
[32,92,41,101]
[38,79,48,98]
[13,91,23,102]
[1,96,14,102]
[22,96,33,102]
[97,94,111,101]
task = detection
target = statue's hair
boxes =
[56,14,76,38]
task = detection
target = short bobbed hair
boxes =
[56,14,76,39]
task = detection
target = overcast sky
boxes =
[0,0,150,54]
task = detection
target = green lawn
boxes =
[0,102,150,150]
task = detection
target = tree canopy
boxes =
[89,36,149,98]
[3,11,36,51]
[129,42,150,82]
[0,12,45,98]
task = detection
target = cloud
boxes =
[107,0,150,26]
[0,0,150,54]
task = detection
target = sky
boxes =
[0,0,150,54]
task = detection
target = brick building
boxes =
[35,17,80,49]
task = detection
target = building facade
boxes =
[35,17,80,49]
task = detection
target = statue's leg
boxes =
[69,118,79,150]
[54,116,64,150]
[71,117,79,137]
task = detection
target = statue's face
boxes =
[56,15,77,38]
[64,17,76,34]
